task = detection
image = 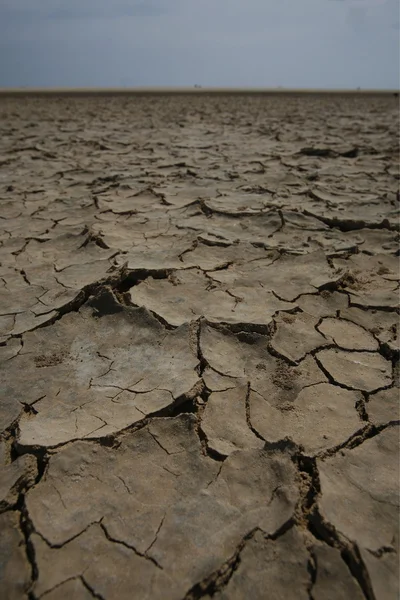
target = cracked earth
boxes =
[0,92,399,599]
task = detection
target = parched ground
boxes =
[0,92,399,600]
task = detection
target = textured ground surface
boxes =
[0,93,399,600]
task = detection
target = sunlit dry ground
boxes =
[0,93,399,600]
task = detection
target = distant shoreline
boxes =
[0,87,398,97]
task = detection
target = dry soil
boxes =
[0,92,399,600]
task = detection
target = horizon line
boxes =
[0,86,398,97]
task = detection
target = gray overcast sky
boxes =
[0,0,398,88]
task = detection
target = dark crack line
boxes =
[348,299,400,314]
[40,576,82,599]
[303,208,399,233]
[80,576,107,600]
[196,422,227,462]
[318,422,399,460]
[294,453,371,599]
[310,511,376,600]
[100,522,163,570]
[145,514,166,554]
[116,475,131,494]
[183,517,295,600]
[148,430,179,455]
[367,545,397,558]
[306,545,317,600]
[244,381,267,443]
[34,519,104,550]
[50,481,68,511]
[125,297,178,330]
[181,527,260,600]
[205,462,224,488]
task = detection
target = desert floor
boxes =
[0,93,399,599]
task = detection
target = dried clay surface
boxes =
[0,93,399,600]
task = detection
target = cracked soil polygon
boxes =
[317,426,399,599]
[28,415,299,599]
[6,290,200,446]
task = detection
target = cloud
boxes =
[0,0,398,88]
[329,0,400,28]
[0,0,170,21]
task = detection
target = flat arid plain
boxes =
[0,91,399,600]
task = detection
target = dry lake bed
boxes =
[0,91,399,599]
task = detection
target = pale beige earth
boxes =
[0,92,399,600]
